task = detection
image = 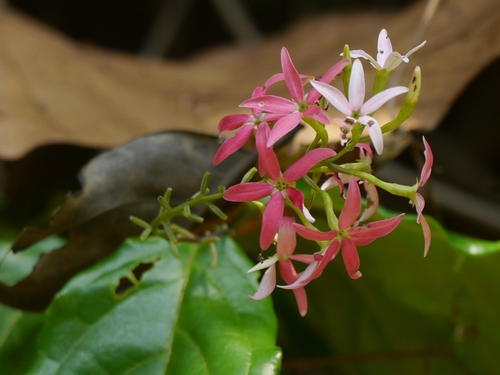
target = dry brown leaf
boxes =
[0,0,498,160]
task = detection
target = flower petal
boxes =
[283,148,336,183]
[420,136,433,187]
[349,49,381,70]
[357,181,380,222]
[278,261,319,290]
[286,187,315,223]
[338,177,361,230]
[292,287,308,316]
[247,255,279,273]
[213,124,254,165]
[341,239,362,279]
[307,59,349,104]
[267,112,302,147]
[281,47,304,103]
[350,213,404,240]
[309,80,352,115]
[260,193,285,250]
[277,217,297,257]
[240,95,297,113]
[383,52,406,71]
[303,105,330,124]
[377,29,393,67]
[223,182,274,202]
[358,115,383,155]
[420,214,431,257]
[405,40,427,58]
[249,265,276,300]
[293,223,337,241]
[348,59,366,111]
[360,86,409,114]
[218,114,252,133]
[256,123,281,180]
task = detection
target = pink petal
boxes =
[240,95,297,113]
[279,259,298,282]
[285,187,315,223]
[420,214,431,257]
[213,125,254,165]
[289,254,316,264]
[420,137,433,187]
[218,114,252,133]
[357,182,380,222]
[308,240,341,280]
[309,80,352,115]
[260,193,285,250]
[377,29,393,67]
[292,287,308,316]
[249,265,276,300]
[267,112,303,147]
[338,177,361,230]
[360,86,408,115]
[277,217,296,257]
[415,193,425,224]
[293,223,337,241]
[223,182,274,202]
[303,106,330,124]
[348,59,366,111]
[358,115,383,155]
[341,239,362,279]
[281,47,304,103]
[307,59,349,104]
[256,123,281,180]
[278,261,319,290]
[283,148,336,183]
[350,213,404,241]
[264,72,310,89]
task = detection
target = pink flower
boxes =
[240,47,348,147]
[321,144,379,222]
[224,137,336,250]
[350,29,426,72]
[248,217,309,316]
[214,87,283,165]
[280,177,404,289]
[309,59,408,154]
[412,137,433,257]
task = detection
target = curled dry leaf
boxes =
[0,0,499,159]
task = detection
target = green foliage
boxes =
[0,237,281,374]
[272,206,500,375]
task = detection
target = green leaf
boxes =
[24,237,281,375]
[273,205,500,375]
[0,305,44,375]
[0,236,66,285]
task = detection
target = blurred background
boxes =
[0,1,500,374]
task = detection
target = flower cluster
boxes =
[214,29,430,316]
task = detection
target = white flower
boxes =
[310,59,408,154]
[350,29,426,71]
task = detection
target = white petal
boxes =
[310,80,352,115]
[348,59,366,111]
[249,265,276,300]
[406,40,426,58]
[358,115,383,154]
[383,52,406,71]
[302,204,316,223]
[247,254,279,273]
[361,86,408,114]
[377,29,393,66]
[349,49,382,70]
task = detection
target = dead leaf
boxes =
[0,0,498,159]
[0,131,256,311]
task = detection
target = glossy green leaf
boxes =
[0,305,44,375]
[23,236,281,375]
[235,191,500,374]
